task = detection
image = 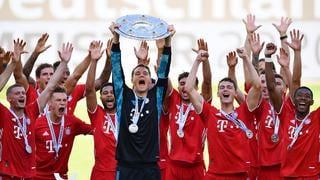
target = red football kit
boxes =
[88,105,117,180]
[166,89,206,179]
[279,102,320,178]
[200,101,255,178]
[0,95,39,178]
[34,114,91,180]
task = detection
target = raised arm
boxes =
[185,49,209,113]
[273,17,292,87]
[194,39,212,102]
[64,47,91,95]
[237,48,261,110]
[0,52,15,91]
[264,43,282,112]
[277,48,292,99]
[0,47,6,74]
[38,43,72,112]
[86,41,104,112]
[12,38,29,90]
[249,32,265,72]
[286,29,304,99]
[23,33,51,80]
[94,38,112,91]
[242,14,262,60]
[135,40,150,66]
[226,51,245,104]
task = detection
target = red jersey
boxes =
[158,112,169,169]
[66,84,86,115]
[200,101,254,174]
[34,114,91,179]
[167,90,206,164]
[254,99,284,166]
[26,84,85,115]
[279,104,320,177]
[88,105,117,173]
[0,100,39,178]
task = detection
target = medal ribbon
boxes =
[105,113,117,140]
[220,110,251,136]
[46,112,65,158]
[177,103,193,132]
[288,113,310,149]
[269,103,280,136]
[9,109,30,150]
[131,93,147,125]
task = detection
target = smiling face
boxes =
[294,87,314,114]
[100,85,115,111]
[131,65,151,95]
[7,85,26,110]
[217,80,236,104]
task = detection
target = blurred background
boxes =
[0,0,319,179]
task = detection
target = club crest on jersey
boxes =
[65,127,71,135]
[68,96,73,102]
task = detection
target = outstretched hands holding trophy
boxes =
[109,14,175,44]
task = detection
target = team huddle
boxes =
[0,14,318,180]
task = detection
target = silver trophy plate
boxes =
[115,14,170,40]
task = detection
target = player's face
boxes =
[294,88,313,114]
[7,86,26,109]
[132,67,151,94]
[178,77,189,101]
[259,74,269,100]
[59,68,70,87]
[100,85,115,110]
[218,81,236,104]
[37,67,54,90]
[49,92,67,118]
[275,77,286,95]
[258,61,265,75]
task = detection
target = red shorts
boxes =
[166,160,205,180]
[259,164,281,180]
[204,172,248,180]
[90,169,115,180]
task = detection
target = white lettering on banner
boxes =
[49,0,85,19]
[217,120,228,132]
[46,140,55,153]
[2,0,320,20]
[13,125,23,139]
[120,0,150,16]
[9,0,45,19]
[288,126,296,139]
[94,0,116,19]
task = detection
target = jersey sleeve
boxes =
[26,85,38,105]
[72,116,92,135]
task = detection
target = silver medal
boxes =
[304,119,311,125]
[271,134,279,143]
[177,129,184,138]
[129,124,139,133]
[25,144,32,154]
[246,130,253,139]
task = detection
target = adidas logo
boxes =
[42,131,49,136]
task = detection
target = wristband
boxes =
[280,35,288,40]
[264,57,273,62]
